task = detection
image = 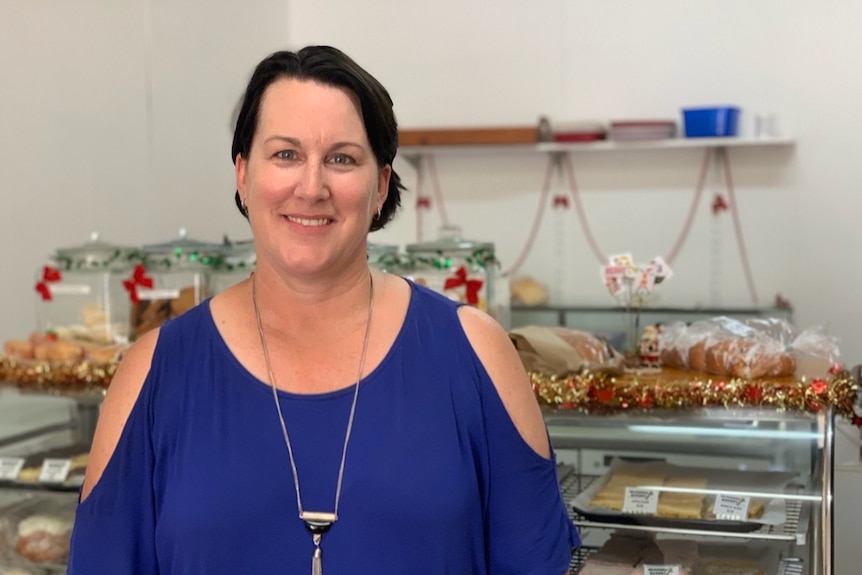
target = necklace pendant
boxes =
[311,532,323,575]
[300,511,337,535]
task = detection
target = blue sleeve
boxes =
[67,372,159,574]
[480,369,580,575]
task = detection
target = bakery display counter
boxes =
[547,407,837,575]
[0,389,93,575]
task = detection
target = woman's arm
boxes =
[81,327,159,501]
[458,306,550,458]
[458,305,580,574]
[68,328,161,574]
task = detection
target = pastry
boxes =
[3,339,34,360]
[688,340,707,372]
[85,344,119,364]
[657,477,707,519]
[46,340,84,363]
[509,276,548,306]
[170,286,198,317]
[698,559,764,575]
[15,514,72,563]
[16,466,40,483]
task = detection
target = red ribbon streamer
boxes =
[416,196,431,209]
[552,195,569,209]
[123,264,154,305]
[711,193,728,215]
[443,266,483,305]
[34,266,62,301]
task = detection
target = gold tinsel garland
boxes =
[531,364,861,424]
[0,356,114,396]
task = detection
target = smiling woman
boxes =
[67,45,579,575]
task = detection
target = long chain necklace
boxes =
[252,273,374,575]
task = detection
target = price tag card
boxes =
[137,288,180,301]
[622,487,659,515]
[38,459,71,484]
[713,493,751,520]
[644,565,680,575]
[0,458,25,481]
[48,284,92,296]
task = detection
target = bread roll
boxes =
[15,514,72,563]
[3,340,33,360]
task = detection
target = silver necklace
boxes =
[252,273,374,575]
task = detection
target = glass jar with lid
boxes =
[210,238,256,295]
[367,242,401,273]
[132,229,223,340]
[34,232,136,347]
[404,226,510,329]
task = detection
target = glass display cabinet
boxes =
[545,407,835,575]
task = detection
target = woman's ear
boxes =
[235,153,248,198]
[376,164,391,209]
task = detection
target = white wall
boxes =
[288,0,862,361]
[0,0,287,345]
[1,0,860,362]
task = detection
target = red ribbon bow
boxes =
[552,195,569,209]
[34,266,62,301]
[443,266,484,305]
[123,264,154,305]
[416,197,431,209]
[711,193,729,215]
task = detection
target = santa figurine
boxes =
[638,324,663,368]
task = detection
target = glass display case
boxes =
[403,226,510,329]
[131,229,223,340]
[545,407,835,575]
[0,388,86,575]
[34,233,135,348]
[209,238,255,295]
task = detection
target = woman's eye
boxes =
[275,150,296,161]
[330,153,355,166]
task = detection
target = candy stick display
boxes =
[600,254,673,356]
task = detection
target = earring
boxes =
[241,200,248,213]
[375,206,382,220]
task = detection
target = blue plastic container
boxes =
[682,106,740,138]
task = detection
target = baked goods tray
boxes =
[571,460,801,533]
[0,444,89,493]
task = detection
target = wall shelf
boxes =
[398,136,795,166]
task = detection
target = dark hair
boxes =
[231,46,404,232]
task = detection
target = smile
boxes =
[286,216,332,227]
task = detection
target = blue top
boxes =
[68,281,579,574]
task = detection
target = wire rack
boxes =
[559,464,809,574]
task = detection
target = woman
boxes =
[69,45,579,574]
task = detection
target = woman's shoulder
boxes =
[79,327,160,501]
[456,306,551,460]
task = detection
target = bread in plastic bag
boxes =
[658,316,839,379]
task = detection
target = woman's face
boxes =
[236,78,390,280]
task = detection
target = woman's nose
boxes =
[294,160,330,201]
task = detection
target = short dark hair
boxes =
[231,46,404,231]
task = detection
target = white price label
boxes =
[644,565,680,575]
[48,284,91,296]
[713,493,751,520]
[0,458,25,481]
[622,487,659,515]
[136,288,180,301]
[38,459,71,484]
